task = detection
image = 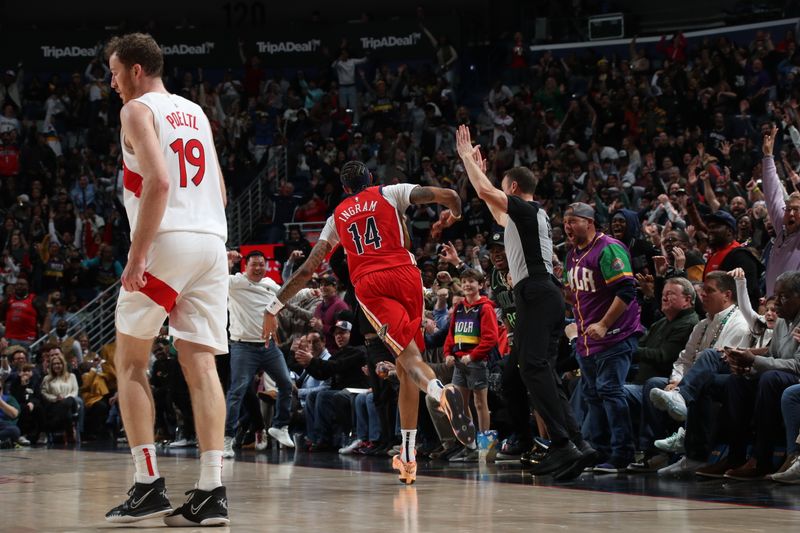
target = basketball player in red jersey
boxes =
[263,161,476,484]
[104,34,230,526]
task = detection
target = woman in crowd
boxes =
[40,351,80,439]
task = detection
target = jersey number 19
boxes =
[170,138,206,188]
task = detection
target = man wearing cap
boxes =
[417,156,436,185]
[762,125,800,296]
[563,202,643,472]
[224,250,296,457]
[311,276,350,353]
[348,132,365,161]
[703,209,761,308]
[294,319,368,451]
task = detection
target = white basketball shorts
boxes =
[115,232,229,354]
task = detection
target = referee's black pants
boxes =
[513,274,582,446]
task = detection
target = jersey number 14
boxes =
[347,216,382,255]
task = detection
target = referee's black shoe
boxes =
[163,485,230,527]
[105,477,173,523]
[552,445,600,481]
[528,441,582,476]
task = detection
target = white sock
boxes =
[198,450,223,491]
[401,429,417,463]
[131,444,159,484]
[426,379,444,402]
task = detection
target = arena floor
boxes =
[1,444,798,532]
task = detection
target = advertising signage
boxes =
[0,17,459,71]
[4,35,229,69]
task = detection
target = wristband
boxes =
[451,213,462,221]
[266,298,285,316]
[456,261,467,272]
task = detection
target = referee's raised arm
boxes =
[456,125,508,227]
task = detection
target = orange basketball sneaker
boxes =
[392,455,417,485]
[439,384,476,447]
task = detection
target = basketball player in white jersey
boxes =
[103,33,230,527]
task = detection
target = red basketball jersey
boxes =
[4,293,38,341]
[327,184,416,283]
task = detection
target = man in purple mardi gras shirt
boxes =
[563,202,643,473]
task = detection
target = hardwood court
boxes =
[1,446,798,532]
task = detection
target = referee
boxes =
[456,126,595,479]
[223,250,296,457]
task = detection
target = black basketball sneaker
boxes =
[163,486,229,527]
[105,477,173,523]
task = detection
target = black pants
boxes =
[44,397,78,432]
[365,337,398,445]
[726,370,798,465]
[241,382,265,433]
[500,344,534,447]
[84,399,110,437]
[18,399,46,441]
[173,391,196,439]
[513,275,581,446]
[153,386,177,438]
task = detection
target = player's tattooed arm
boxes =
[275,239,332,305]
[409,185,435,204]
[264,235,333,339]
[409,186,462,217]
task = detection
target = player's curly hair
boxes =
[105,33,164,77]
[340,160,372,193]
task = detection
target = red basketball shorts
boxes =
[354,265,425,355]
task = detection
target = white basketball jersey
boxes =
[121,92,227,242]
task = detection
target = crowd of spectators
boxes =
[4,23,800,484]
